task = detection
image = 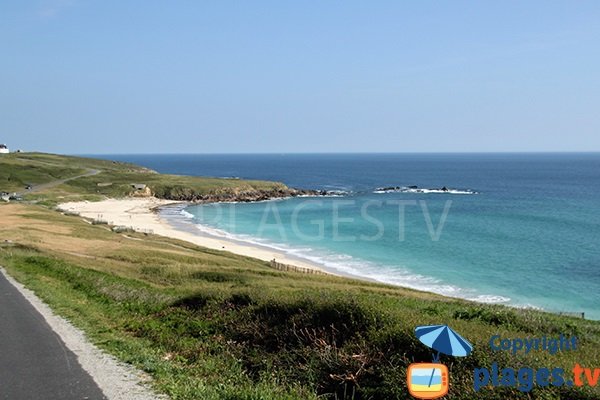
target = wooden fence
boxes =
[556,311,585,319]
[269,259,326,275]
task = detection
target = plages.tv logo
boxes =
[408,325,473,399]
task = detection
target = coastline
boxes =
[56,197,593,320]
[55,197,512,304]
[58,198,329,275]
[56,198,524,304]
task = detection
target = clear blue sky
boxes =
[1,1,599,153]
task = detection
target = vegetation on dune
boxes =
[1,204,599,399]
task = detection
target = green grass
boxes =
[66,169,287,199]
[0,158,83,192]
[1,205,599,399]
[0,152,288,206]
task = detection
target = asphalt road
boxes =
[0,272,106,400]
[16,168,100,197]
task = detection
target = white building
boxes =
[0,144,9,154]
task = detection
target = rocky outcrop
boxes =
[154,186,330,203]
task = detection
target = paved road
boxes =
[17,168,101,197]
[0,272,106,400]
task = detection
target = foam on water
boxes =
[373,186,478,195]
[208,227,510,303]
[171,206,510,305]
[467,295,512,303]
[180,209,195,219]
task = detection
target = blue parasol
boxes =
[415,324,473,363]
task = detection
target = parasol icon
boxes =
[415,324,473,363]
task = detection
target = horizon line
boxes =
[71,150,600,156]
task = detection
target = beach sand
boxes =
[58,198,326,274]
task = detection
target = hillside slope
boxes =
[0,152,300,205]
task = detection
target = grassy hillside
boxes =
[0,152,287,205]
[0,154,83,192]
[1,203,599,400]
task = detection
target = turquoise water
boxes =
[99,153,600,319]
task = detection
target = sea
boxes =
[94,153,600,319]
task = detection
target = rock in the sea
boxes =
[376,186,401,192]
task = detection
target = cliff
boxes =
[151,185,328,202]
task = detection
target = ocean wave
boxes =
[180,209,195,219]
[374,186,478,195]
[156,203,191,218]
[321,185,352,197]
[193,223,245,241]
[324,190,350,197]
[271,248,509,304]
[169,212,509,305]
[467,294,511,303]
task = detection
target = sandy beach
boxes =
[58,198,327,274]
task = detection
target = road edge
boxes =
[0,267,169,400]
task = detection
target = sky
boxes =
[1,1,599,154]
